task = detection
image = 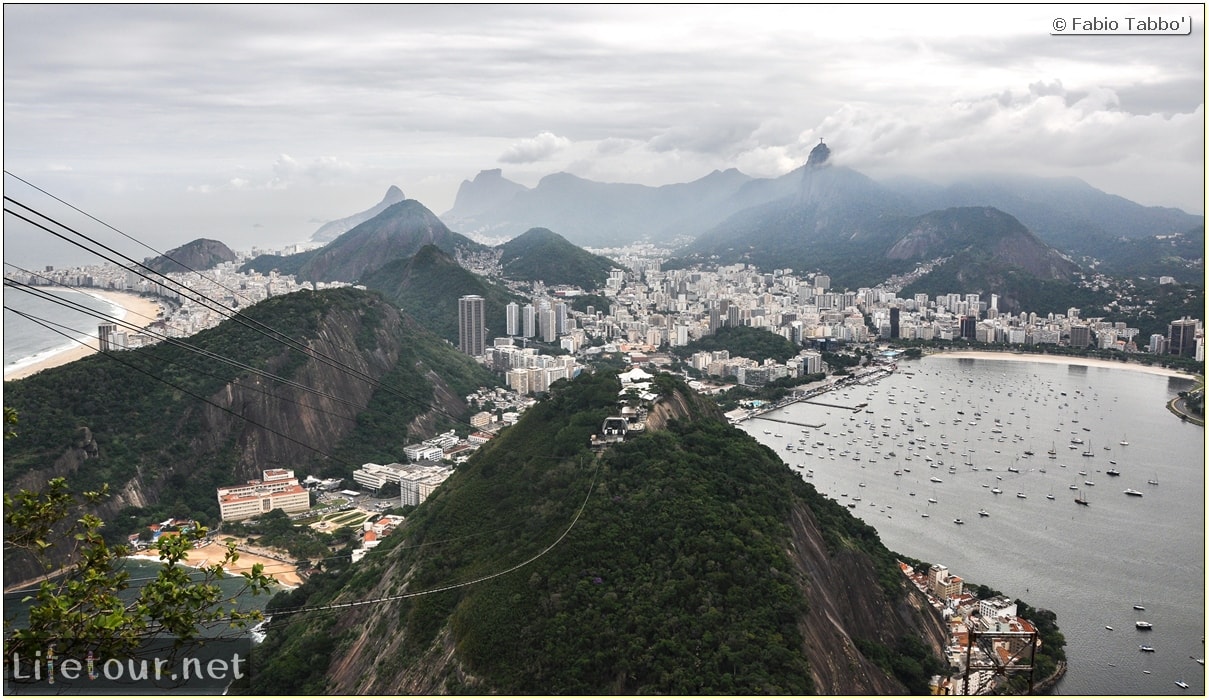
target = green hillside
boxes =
[241,200,485,284]
[498,227,618,289]
[671,325,800,364]
[251,371,940,694]
[2,287,494,527]
[360,244,524,345]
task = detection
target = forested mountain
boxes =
[309,185,408,243]
[887,207,1081,313]
[360,244,525,345]
[2,287,495,585]
[251,371,949,694]
[496,227,620,289]
[144,238,237,275]
[1089,225,1205,282]
[241,200,485,284]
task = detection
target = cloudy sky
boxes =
[3,4,1204,267]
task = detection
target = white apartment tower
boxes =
[506,301,520,337]
[458,294,486,356]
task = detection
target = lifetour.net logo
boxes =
[4,638,251,694]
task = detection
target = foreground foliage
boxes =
[3,474,274,663]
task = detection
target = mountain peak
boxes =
[445,169,529,220]
[806,139,831,167]
[310,185,409,243]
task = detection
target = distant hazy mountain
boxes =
[442,144,1201,263]
[886,174,1204,256]
[144,238,236,274]
[447,169,529,219]
[360,244,523,346]
[310,185,408,243]
[679,161,920,284]
[496,228,620,289]
[442,168,754,246]
[242,199,485,284]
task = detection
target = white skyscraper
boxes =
[458,295,485,356]
[540,308,557,342]
[506,302,520,336]
[522,304,536,338]
[555,302,568,334]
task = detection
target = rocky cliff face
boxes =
[785,502,949,692]
[192,303,404,480]
[2,293,474,587]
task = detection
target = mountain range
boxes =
[441,149,1202,282]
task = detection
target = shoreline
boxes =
[922,348,1199,380]
[4,287,164,381]
[127,540,303,588]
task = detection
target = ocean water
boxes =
[740,355,1205,695]
[3,287,125,376]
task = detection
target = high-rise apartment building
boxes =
[1168,316,1200,357]
[97,323,118,351]
[506,302,520,337]
[522,304,536,338]
[555,302,568,334]
[540,308,557,342]
[458,295,486,356]
[1069,324,1091,348]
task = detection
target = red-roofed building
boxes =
[217,469,310,521]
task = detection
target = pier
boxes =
[802,399,864,412]
[753,415,827,429]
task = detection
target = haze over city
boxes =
[3,4,1204,268]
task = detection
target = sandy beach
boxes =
[926,349,1199,380]
[133,540,303,588]
[4,288,164,381]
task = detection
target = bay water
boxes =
[740,354,1205,695]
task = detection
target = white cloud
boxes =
[499,132,571,164]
